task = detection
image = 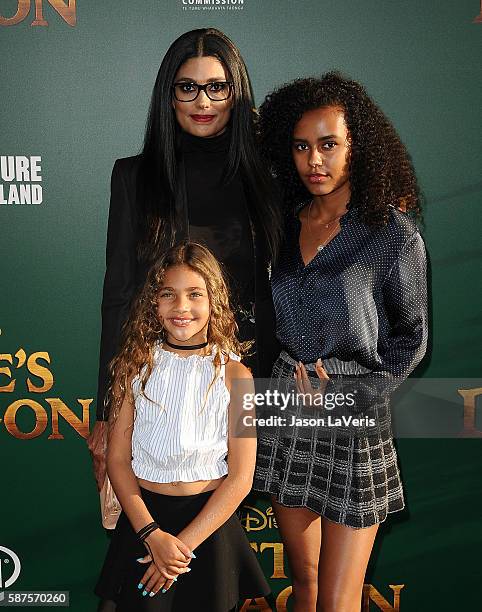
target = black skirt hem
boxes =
[95,487,270,611]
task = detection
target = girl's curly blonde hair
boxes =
[106,242,252,428]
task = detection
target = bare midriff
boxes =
[137,476,225,496]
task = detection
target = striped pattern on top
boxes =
[131,345,239,483]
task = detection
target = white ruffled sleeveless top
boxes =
[131,344,239,483]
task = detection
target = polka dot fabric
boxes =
[253,205,428,528]
[271,205,427,371]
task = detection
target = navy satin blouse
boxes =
[271,205,428,380]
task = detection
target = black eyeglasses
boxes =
[172,81,233,102]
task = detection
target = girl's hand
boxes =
[294,360,329,403]
[137,555,191,596]
[143,530,192,579]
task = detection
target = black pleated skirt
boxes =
[94,487,270,611]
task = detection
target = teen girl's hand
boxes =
[294,360,329,405]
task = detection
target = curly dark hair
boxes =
[106,242,252,428]
[258,71,421,226]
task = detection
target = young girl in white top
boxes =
[95,242,269,611]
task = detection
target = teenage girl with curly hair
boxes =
[95,242,269,611]
[253,72,428,612]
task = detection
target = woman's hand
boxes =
[142,530,192,584]
[294,359,329,405]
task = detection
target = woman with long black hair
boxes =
[87,28,281,490]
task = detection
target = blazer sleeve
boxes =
[95,160,138,420]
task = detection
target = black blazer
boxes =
[96,156,279,420]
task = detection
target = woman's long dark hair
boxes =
[138,28,281,261]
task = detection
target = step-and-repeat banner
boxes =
[1,1,481,610]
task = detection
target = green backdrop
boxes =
[1,1,481,610]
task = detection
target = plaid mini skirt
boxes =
[253,351,405,529]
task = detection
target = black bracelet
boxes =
[142,524,159,541]
[137,522,158,542]
[137,521,159,542]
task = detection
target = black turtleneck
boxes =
[96,129,279,418]
[179,128,255,323]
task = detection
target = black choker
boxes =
[164,340,209,351]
